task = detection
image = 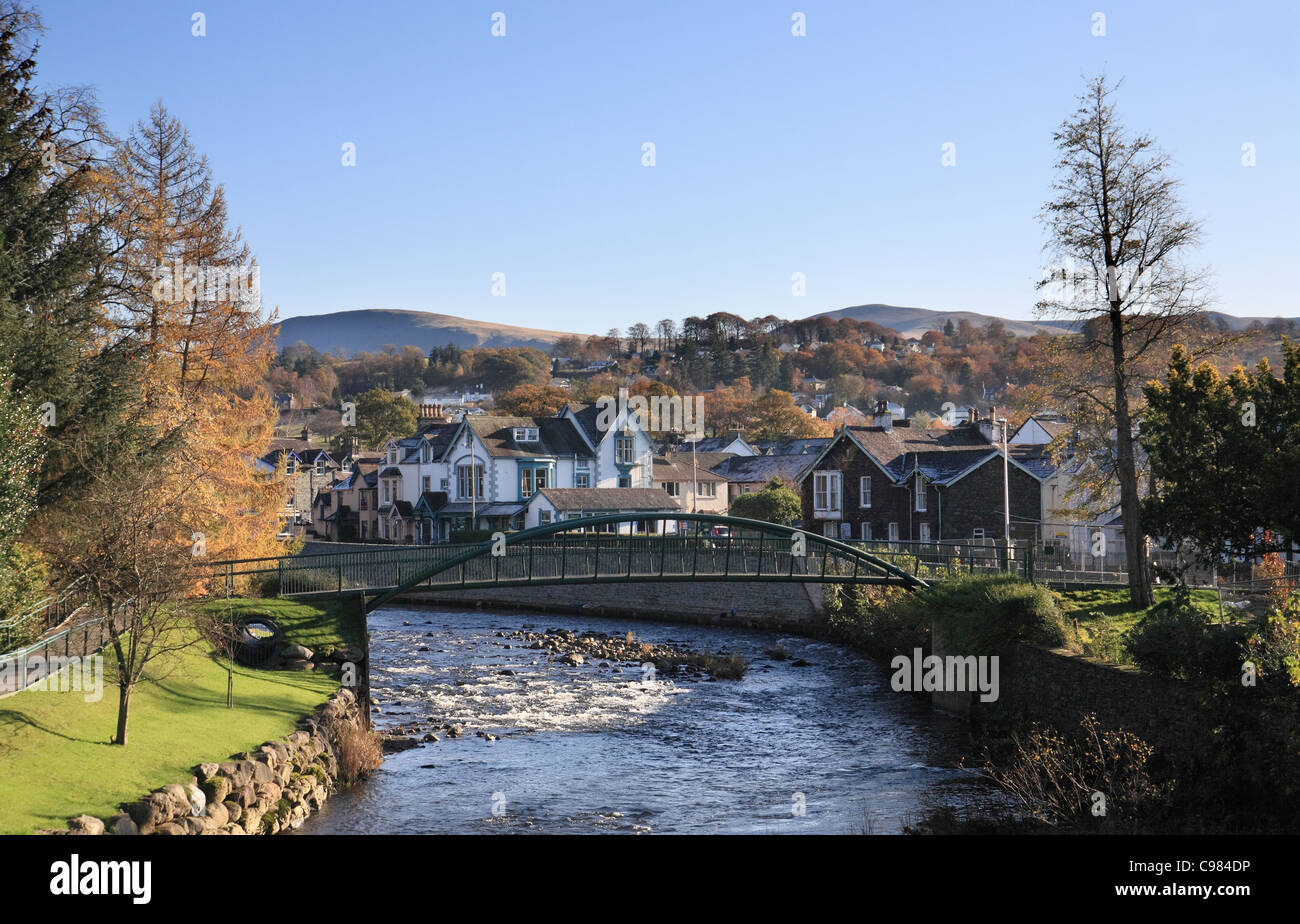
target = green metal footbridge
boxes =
[204,514,929,613]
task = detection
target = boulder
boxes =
[250,760,276,784]
[67,814,104,835]
[558,652,584,666]
[125,792,173,829]
[382,736,420,753]
[160,783,190,817]
[185,784,206,816]
[201,775,231,806]
[234,783,258,808]
[220,760,256,790]
[195,762,220,783]
[282,643,314,661]
[109,813,139,836]
[254,781,282,809]
[154,822,186,835]
[223,800,242,824]
[282,658,313,671]
[204,801,229,827]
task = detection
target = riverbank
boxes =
[0,597,358,834]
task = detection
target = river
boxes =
[298,605,1003,834]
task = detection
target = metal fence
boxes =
[0,575,90,653]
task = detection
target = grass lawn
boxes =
[0,597,356,834]
[201,595,366,654]
[1055,586,1232,664]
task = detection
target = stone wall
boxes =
[396,578,827,634]
[61,687,370,836]
[972,642,1203,758]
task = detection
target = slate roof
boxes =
[652,454,728,483]
[468,416,593,458]
[378,466,403,478]
[843,425,997,485]
[531,487,680,512]
[711,454,814,485]
[1010,444,1059,480]
[685,435,756,454]
[561,403,604,448]
[754,437,833,457]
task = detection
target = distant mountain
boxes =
[809,303,1076,339]
[810,303,1299,339]
[274,309,579,355]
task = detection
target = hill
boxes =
[811,303,1298,340]
[274,309,578,355]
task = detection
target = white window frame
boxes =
[888,522,899,541]
[914,474,927,512]
[662,482,680,497]
[813,471,842,515]
[699,481,716,498]
[575,472,591,489]
[859,476,871,508]
[918,522,930,542]
[861,522,871,540]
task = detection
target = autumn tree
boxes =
[496,383,569,417]
[1036,75,1212,607]
[749,390,832,440]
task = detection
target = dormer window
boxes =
[513,426,539,443]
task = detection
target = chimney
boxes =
[300,425,311,442]
[977,407,997,443]
[873,400,892,432]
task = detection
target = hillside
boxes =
[811,303,1298,340]
[275,309,580,355]
[810,303,1076,338]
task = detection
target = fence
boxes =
[0,575,90,653]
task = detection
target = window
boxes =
[919,522,930,542]
[383,482,390,503]
[539,510,552,526]
[618,475,631,488]
[861,522,871,540]
[457,464,483,499]
[813,472,842,514]
[575,472,590,489]
[513,426,539,443]
[888,522,899,541]
[699,482,716,498]
[286,457,296,475]
[823,522,838,538]
[423,476,431,492]
[440,478,449,492]
[914,474,927,512]
[615,436,636,465]
[535,468,547,492]
[316,458,326,476]
[972,527,985,540]
[859,476,872,508]
[522,468,534,498]
[662,482,680,497]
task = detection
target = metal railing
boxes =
[0,575,90,653]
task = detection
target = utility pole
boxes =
[999,410,1012,570]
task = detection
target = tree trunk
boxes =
[114,683,132,746]
[1110,308,1153,607]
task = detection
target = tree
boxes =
[48,427,200,745]
[353,388,417,449]
[749,390,832,440]
[729,478,802,525]
[1036,75,1211,607]
[627,322,651,354]
[496,383,569,417]
[1142,343,1300,568]
[656,318,677,352]
[0,362,40,554]
[0,5,138,515]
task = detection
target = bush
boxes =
[927,574,1075,656]
[0,543,49,647]
[1126,588,1246,682]
[449,529,494,544]
[981,714,1169,830]
[824,583,928,655]
[1243,595,1300,690]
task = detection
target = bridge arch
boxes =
[352,513,926,613]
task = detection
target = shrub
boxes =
[1126,587,1246,682]
[926,574,1075,656]
[1243,596,1300,690]
[981,714,1169,830]
[824,583,929,655]
[449,529,494,544]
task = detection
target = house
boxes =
[798,405,1043,543]
[312,455,381,542]
[256,431,343,532]
[522,487,681,531]
[681,433,757,456]
[651,452,729,514]
[753,437,833,457]
[1010,413,1070,446]
[710,454,814,503]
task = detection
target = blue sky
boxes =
[33,0,1299,332]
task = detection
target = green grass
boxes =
[0,597,354,834]
[1055,587,1227,664]
[202,596,365,654]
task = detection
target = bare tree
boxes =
[627,322,651,354]
[656,318,677,352]
[1036,75,1211,607]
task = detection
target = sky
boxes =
[32,0,1300,333]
